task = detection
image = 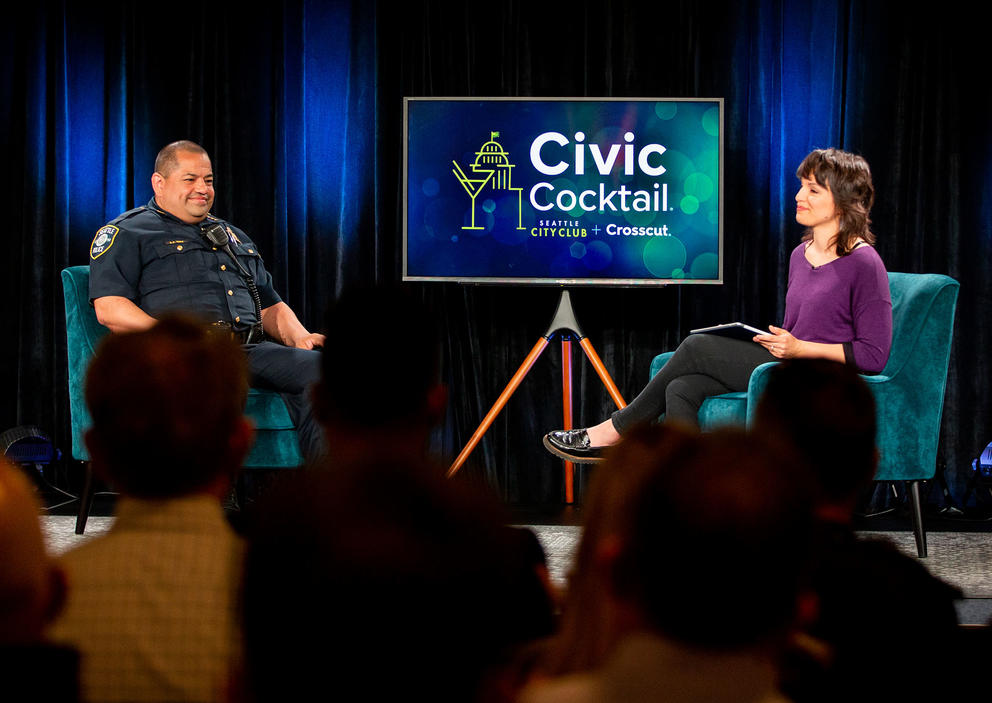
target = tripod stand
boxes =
[446,290,627,503]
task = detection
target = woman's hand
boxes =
[753,325,804,359]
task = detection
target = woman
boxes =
[544,148,892,462]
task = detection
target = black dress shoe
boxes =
[542,429,605,463]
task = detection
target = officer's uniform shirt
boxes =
[89,198,280,328]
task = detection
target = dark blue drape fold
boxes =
[4,0,990,505]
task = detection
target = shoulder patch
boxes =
[90,225,120,260]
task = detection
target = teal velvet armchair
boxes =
[648,272,959,557]
[61,265,304,533]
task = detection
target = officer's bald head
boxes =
[154,140,210,178]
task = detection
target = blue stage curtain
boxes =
[373,1,992,503]
[3,0,991,505]
[2,1,374,467]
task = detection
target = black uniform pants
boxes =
[244,341,324,462]
[610,333,775,432]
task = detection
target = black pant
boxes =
[611,334,775,432]
[244,341,324,462]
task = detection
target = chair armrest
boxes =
[649,351,676,379]
[744,362,780,427]
[859,373,892,386]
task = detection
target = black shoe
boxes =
[543,429,605,463]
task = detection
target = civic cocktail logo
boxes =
[451,132,525,232]
[406,99,723,282]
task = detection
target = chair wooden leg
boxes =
[75,462,94,535]
[908,480,928,558]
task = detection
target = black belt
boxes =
[210,321,265,344]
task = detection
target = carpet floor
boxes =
[40,516,992,624]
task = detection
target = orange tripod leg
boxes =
[446,337,550,478]
[579,337,627,409]
[561,339,574,503]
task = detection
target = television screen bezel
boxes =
[402,96,724,287]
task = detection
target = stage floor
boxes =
[40,511,992,626]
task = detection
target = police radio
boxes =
[201,223,263,334]
[201,222,232,250]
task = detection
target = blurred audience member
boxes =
[754,359,961,703]
[241,458,551,702]
[239,285,555,702]
[0,457,78,700]
[754,359,878,518]
[313,284,555,616]
[49,315,254,703]
[313,285,447,464]
[523,424,815,703]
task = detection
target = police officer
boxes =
[89,140,324,460]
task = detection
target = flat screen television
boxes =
[403,97,723,286]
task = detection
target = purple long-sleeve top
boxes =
[782,242,893,374]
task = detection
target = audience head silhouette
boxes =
[754,358,877,513]
[315,285,444,431]
[0,458,66,645]
[242,458,548,702]
[84,314,253,498]
[549,424,815,674]
[752,361,963,703]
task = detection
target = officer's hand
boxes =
[293,333,325,350]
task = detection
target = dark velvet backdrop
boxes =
[4,1,990,506]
